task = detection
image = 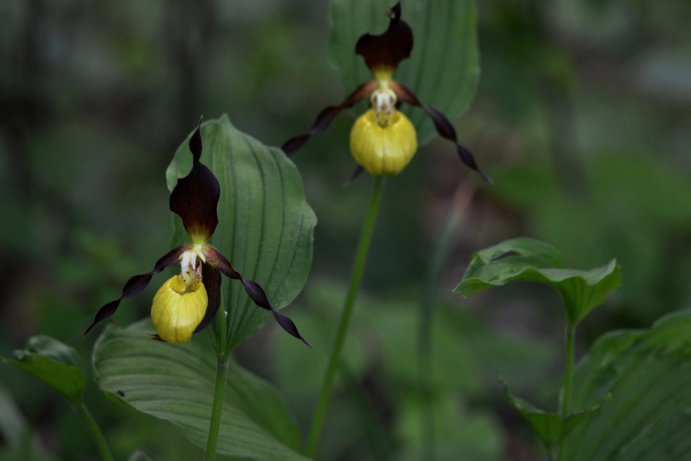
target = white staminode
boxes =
[370,86,398,127]
[179,245,206,285]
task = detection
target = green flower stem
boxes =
[558,323,577,461]
[74,401,114,461]
[205,355,230,461]
[206,302,230,461]
[305,176,385,457]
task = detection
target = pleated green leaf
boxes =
[93,321,309,460]
[3,336,85,403]
[329,0,479,144]
[565,310,691,461]
[166,115,316,349]
[455,238,621,325]
[503,383,604,458]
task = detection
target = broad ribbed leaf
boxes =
[455,238,621,325]
[565,310,691,461]
[166,115,316,349]
[329,0,479,144]
[93,321,308,460]
[4,336,85,403]
[503,383,604,457]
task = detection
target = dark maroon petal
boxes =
[154,245,191,272]
[345,166,365,186]
[355,1,413,73]
[194,264,222,333]
[122,273,154,298]
[240,279,271,310]
[205,246,308,345]
[169,125,221,241]
[84,300,120,335]
[241,279,310,346]
[188,119,203,162]
[204,246,241,279]
[273,311,311,348]
[282,81,377,156]
[391,81,492,183]
[84,245,187,336]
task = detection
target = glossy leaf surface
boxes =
[455,238,621,325]
[166,115,316,349]
[329,0,479,144]
[93,321,308,460]
[565,310,691,461]
[4,335,85,403]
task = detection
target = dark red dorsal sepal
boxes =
[355,2,413,74]
[169,120,221,242]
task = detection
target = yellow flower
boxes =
[151,275,208,343]
[282,2,490,183]
[151,275,208,344]
[86,124,307,345]
[350,108,416,176]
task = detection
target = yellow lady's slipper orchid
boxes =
[85,123,307,345]
[350,107,417,176]
[151,275,207,344]
[282,1,490,183]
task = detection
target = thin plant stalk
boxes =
[205,303,230,461]
[558,323,576,461]
[417,184,474,461]
[73,401,114,461]
[205,356,230,461]
[305,176,385,457]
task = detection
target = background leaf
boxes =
[3,335,85,403]
[0,386,55,461]
[455,238,622,325]
[565,310,691,461]
[503,383,604,457]
[166,115,316,350]
[329,0,479,144]
[93,321,308,461]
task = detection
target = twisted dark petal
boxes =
[391,81,492,183]
[241,279,310,347]
[194,264,222,333]
[154,245,191,272]
[204,246,241,279]
[273,311,311,348]
[84,244,189,336]
[170,125,221,241]
[355,1,413,72]
[205,246,309,346]
[282,81,377,156]
[344,166,365,186]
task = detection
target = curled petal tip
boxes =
[274,311,311,348]
[344,166,365,187]
[85,250,184,336]
[282,135,310,156]
[189,122,203,164]
[239,278,309,346]
[83,299,120,335]
[355,1,412,72]
[387,2,402,20]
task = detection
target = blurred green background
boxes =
[1,0,690,460]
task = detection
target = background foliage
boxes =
[1,0,690,460]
